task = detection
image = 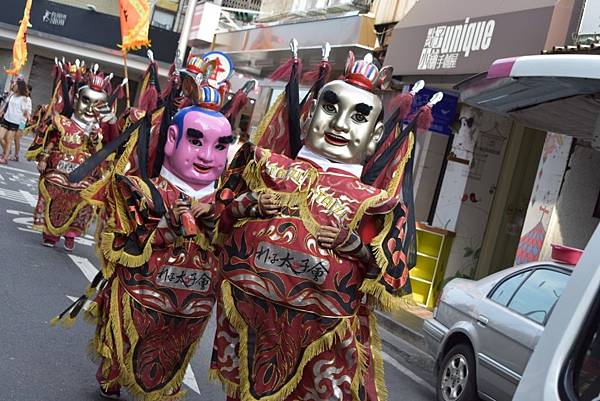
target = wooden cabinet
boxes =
[410,223,454,309]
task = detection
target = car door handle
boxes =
[477,315,489,327]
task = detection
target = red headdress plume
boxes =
[254,39,302,158]
[360,92,443,306]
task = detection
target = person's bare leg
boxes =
[3,130,15,161]
[0,126,8,163]
[12,130,21,160]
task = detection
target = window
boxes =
[573,322,600,400]
[563,294,600,401]
[507,269,569,325]
[152,8,175,30]
[489,271,529,306]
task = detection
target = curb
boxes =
[375,310,426,351]
[378,323,436,386]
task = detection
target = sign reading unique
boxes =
[156,265,212,292]
[418,18,496,71]
[254,242,329,284]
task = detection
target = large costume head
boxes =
[72,75,109,125]
[304,54,392,165]
[180,55,230,107]
[163,106,233,190]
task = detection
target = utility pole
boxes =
[177,0,198,64]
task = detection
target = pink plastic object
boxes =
[551,244,583,265]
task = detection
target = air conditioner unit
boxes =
[188,2,222,46]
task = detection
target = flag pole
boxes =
[122,50,131,108]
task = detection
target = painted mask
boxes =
[304,80,384,165]
[163,106,233,190]
[73,85,109,125]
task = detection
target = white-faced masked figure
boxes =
[29,73,111,251]
[210,52,422,401]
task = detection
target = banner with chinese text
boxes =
[119,0,151,52]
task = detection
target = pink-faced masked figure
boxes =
[72,102,233,400]
[162,106,232,195]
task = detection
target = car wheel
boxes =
[437,343,478,401]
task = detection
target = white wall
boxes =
[541,143,600,257]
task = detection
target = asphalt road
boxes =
[0,140,435,401]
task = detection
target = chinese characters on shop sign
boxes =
[418,18,496,71]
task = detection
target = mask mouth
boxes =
[193,163,212,174]
[324,132,350,147]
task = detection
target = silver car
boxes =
[423,262,573,401]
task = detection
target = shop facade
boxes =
[382,0,588,306]
[0,0,180,109]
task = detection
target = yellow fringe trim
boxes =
[350,317,368,400]
[208,368,240,398]
[105,279,200,401]
[361,133,416,312]
[368,312,388,401]
[241,151,387,239]
[370,212,395,280]
[25,146,42,161]
[251,93,285,145]
[220,280,361,401]
[81,174,111,209]
[25,125,53,161]
[100,231,156,268]
[384,132,415,198]
[38,178,92,236]
[359,279,415,312]
[114,131,139,176]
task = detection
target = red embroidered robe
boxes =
[32,114,101,236]
[211,146,393,401]
[91,174,219,401]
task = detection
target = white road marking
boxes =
[0,164,38,176]
[67,254,99,282]
[0,188,28,204]
[7,209,94,246]
[7,209,32,215]
[381,351,435,394]
[66,247,203,396]
[183,365,201,395]
[19,190,38,207]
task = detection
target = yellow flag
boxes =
[119,0,151,52]
[5,0,32,75]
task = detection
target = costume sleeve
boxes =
[26,123,58,161]
[359,202,413,311]
[214,142,255,242]
[97,174,164,270]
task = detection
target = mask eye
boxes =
[322,103,337,114]
[351,113,368,124]
[189,138,202,146]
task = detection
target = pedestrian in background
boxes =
[9,83,33,162]
[0,79,31,164]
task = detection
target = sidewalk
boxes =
[377,304,436,386]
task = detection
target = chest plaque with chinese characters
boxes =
[254,242,329,285]
[156,265,212,293]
